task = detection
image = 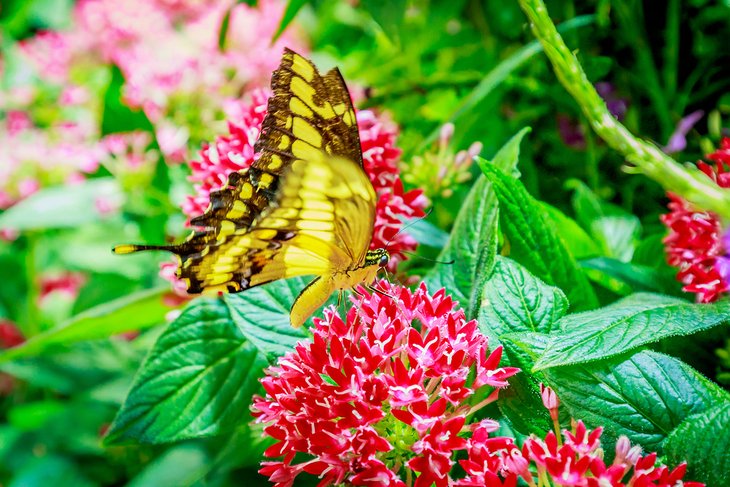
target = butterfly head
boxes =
[365,248,390,269]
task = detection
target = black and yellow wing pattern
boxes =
[114,49,389,327]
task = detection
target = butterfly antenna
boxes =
[401,250,455,266]
[382,207,434,250]
[112,244,179,255]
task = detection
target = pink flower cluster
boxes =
[179,93,427,270]
[661,137,730,302]
[252,281,519,486]
[74,0,305,159]
[1,0,302,213]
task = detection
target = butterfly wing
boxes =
[182,152,376,294]
[113,48,374,297]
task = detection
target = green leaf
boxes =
[497,332,552,435]
[271,0,309,43]
[541,203,600,260]
[568,180,641,261]
[105,298,267,444]
[127,444,209,487]
[425,129,529,318]
[580,257,666,293]
[419,15,595,148]
[481,164,598,311]
[534,293,730,370]
[544,350,726,452]
[361,0,407,44]
[0,288,169,364]
[0,178,123,231]
[665,401,730,487]
[9,455,94,487]
[224,279,309,359]
[400,217,449,248]
[101,65,154,135]
[479,256,568,338]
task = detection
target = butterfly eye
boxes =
[378,253,389,267]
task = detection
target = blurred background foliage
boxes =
[1,0,729,485]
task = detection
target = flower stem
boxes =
[517,0,730,220]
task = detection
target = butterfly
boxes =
[114,48,389,328]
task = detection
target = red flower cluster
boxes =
[456,386,704,487]
[252,281,518,487]
[182,90,270,218]
[661,137,730,302]
[357,111,428,269]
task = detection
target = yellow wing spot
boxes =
[343,110,354,126]
[218,220,236,240]
[290,97,314,118]
[252,228,278,240]
[291,54,315,81]
[205,272,233,286]
[112,244,138,254]
[240,182,253,200]
[299,229,335,242]
[285,116,293,129]
[268,154,283,171]
[302,199,334,212]
[292,140,324,161]
[278,134,291,150]
[227,199,248,219]
[258,172,275,189]
[292,117,323,148]
[297,219,334,231]
[273,207,299,219]
[299,209,334,222]
[200,246,210,257]
[290,76,335,119]
[333,103,346,116]
[211,263,237,274]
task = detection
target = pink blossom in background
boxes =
[252,282,519,486]
[661,137,730,302]
[39,272,87,303]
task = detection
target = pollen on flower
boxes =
[661,137,730,302]
[251,281,519,487]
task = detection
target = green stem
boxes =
[24,233,40,337]
[517,0,730,220]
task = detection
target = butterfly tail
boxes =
[290,276,335,328]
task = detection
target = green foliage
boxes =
[2,1,730,485]
[105,298,270,444]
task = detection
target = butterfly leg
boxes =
[364,284,395,301]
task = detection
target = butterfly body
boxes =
[114,49,388,327]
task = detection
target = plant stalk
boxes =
[517,0,730,220]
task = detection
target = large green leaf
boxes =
[0,288,169,364]
[478,257,566,435]
[425,128,529,318]
[479,256,568,338]
[665,402,730,487]
[544,350,726,452]
[481,164,598,311]
[0,178,123,231]
[534,293,730,370]
[224,278,309,359]
[105,298,268,444]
